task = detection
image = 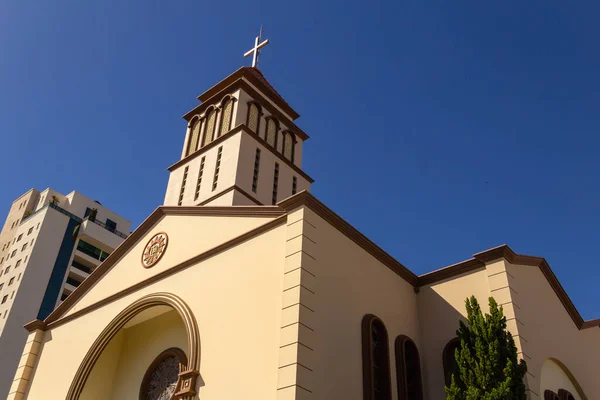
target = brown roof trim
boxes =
[161,205,281,217]
[194,67,300,120]
[183,79,308,141]
[278,191,419,285]
[24,319,47,332]
[167,124,314,183]
[417,258,485,286]
[43,215,288,331]
[418,244,599,331]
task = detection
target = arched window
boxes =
[266,117,278,148]
[362,314,391,400]
[139,347,187,400]
[558,389,575,400]
[219,98,234,137]
[202,108,216,147]
[544,390,560,400]
[395,336,423,400]
[283,131,296,162]
[186,117,201,156]
[443,338,460,387]
[247,102,260,134]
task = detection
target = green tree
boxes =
[445,296,528,400]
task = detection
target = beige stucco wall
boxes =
[505,262,599,399]
[64,213,280,315]
[109,310,187,398]
[284,206,420,400]
[26,215,288,399]
[164,132,243,206]
[417,268,491,399]
[80,330,124,400]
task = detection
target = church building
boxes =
[9,39,599,400]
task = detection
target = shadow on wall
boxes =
[417,285,469,400]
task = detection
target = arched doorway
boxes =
[67,293,200,400]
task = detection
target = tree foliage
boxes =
[445,296,528,400]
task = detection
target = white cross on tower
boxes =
[244,26,269,68]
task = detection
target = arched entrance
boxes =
[540,358,587,400]
[67,292,200,400]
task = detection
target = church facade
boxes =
[10,66,599,400]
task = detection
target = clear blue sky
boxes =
[1,1,598,319]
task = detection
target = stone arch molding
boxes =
[66,292,200,400]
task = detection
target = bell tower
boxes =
[163,66,313,207]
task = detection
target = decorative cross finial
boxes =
[244,26,269,68]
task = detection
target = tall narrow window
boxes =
[178,166,189,206]
[194,156,206,201]
[187,118,201,156]
[252,148,261,193]
[558,390,575,400]
[266,118,278,148]
[362,314,392,400]
[283,132,296,162]
[395,336,423,400]
[202,109,216,147]
[212,147,223,191]
[247,102,260,134]
[219,98,233,137]
[292,176,298,195]
[272,163,279,205]
[443,338,460,387]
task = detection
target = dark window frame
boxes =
[361,314,392,400]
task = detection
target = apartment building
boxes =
[0,188,131,399]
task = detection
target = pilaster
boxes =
[7,329,44,400]
[277,207,318,400]
[485,259,537,399]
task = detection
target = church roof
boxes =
[196,66,300,120]
[28,191,599,333]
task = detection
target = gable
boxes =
[53,207,285,321]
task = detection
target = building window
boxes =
[24,256,28,263]
[16,234,22,242]
[272,163,279,205]
[266,118,278,148]
[84,207,92,219]
[3,310,6,318]
[77,240,110,261]
[252,148,261,193]
[5,267,10,274]
[558,390,575,400]
[186,117,202,156]
[15,260,21,269]
[66,277,81,287]
[17,273,21,281]
[247,102,261,134]
[21,243,27,252]
[292,176,297,195]
[36,223,40,230]
[8,278,14,286]
[395,336,423,400]
[27,227,33,235]
[219,98,234,136]
[10,250,16,258]
[106,219,117,233]
[194,156,206,201]
[212,146,223,191]
[544,391,560,400]
[1,295,7,304]
[443,338,461,387]
[10,291,14,299]
[283,132,296,162]
[362,314,392,400]
[31,239,34,247]
[202,108,216,147]
[61,293,69,301]
[0,283,3,290]
[178,166,189,206]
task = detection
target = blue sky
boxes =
[1,1,598,319]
